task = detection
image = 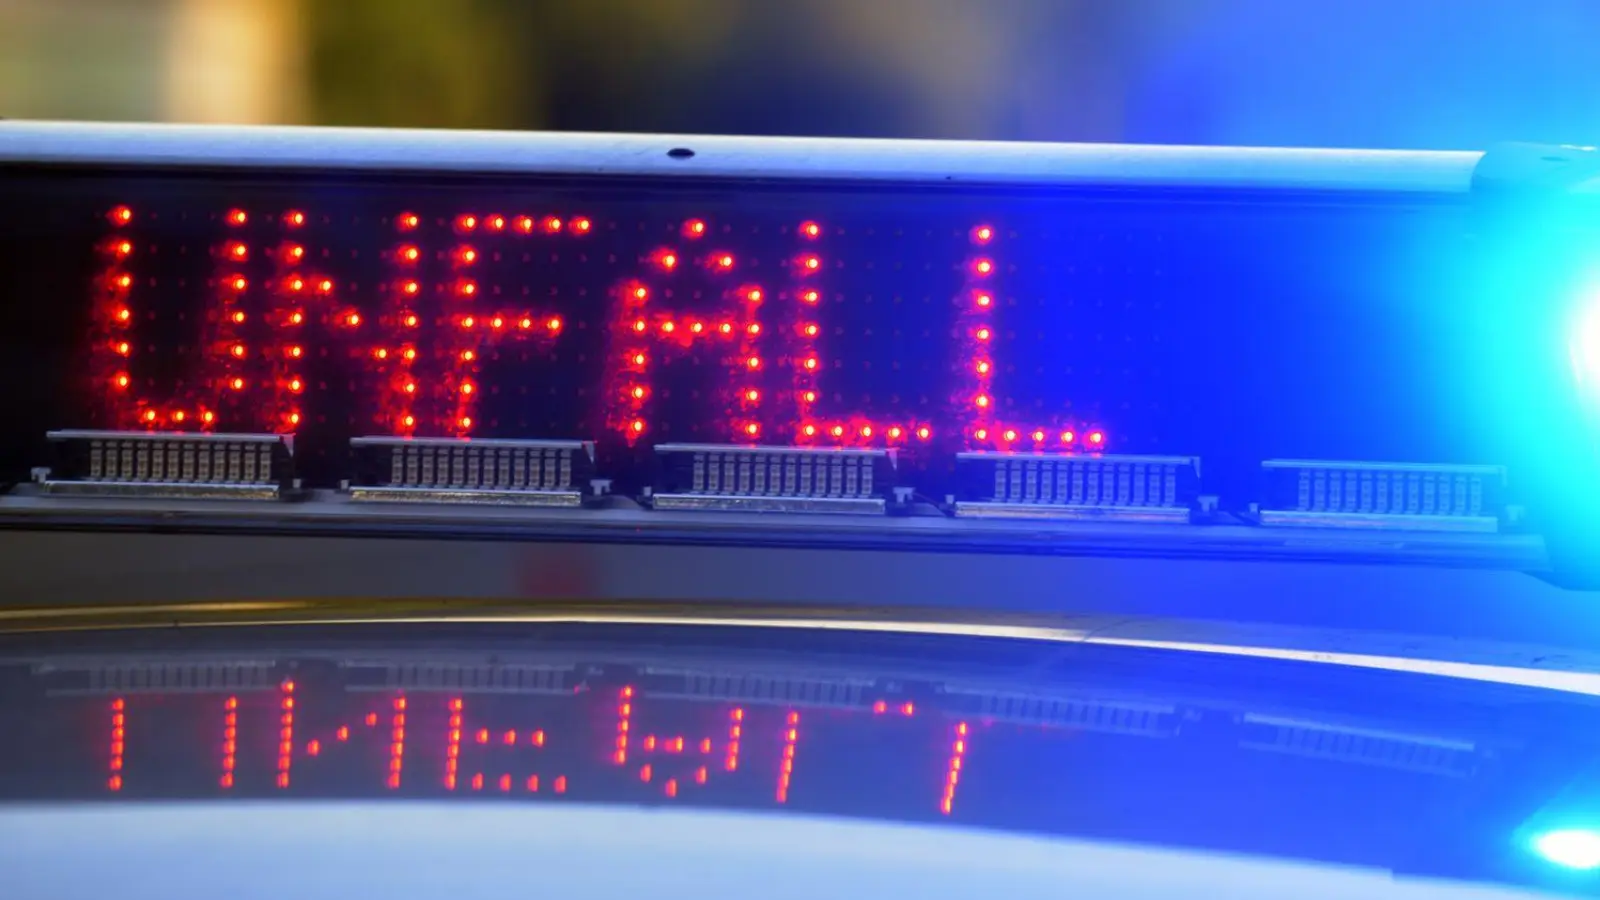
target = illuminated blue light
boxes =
[1533,829,1600,870]
[1575,299,1600,399]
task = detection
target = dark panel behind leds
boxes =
[0,171,1475,494]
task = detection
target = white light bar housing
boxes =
[1258,459,1507,533]
[347,436,596,507]
[36,430,293,500]
[951,452,1200,523]
[651,444,897,514]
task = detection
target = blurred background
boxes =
[5,0,1600,149]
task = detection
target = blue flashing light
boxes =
[1575,298,1600,401]
[1533,829,1600,870]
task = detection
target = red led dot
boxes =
[286,244,305,261]
[402,348,417,361]
[661,321,676,334]
[460,349,475,362]
[457,281,477,297]
[975,327,991,341]
[684,219,707,238]
[460,315,476,328]
[803,357,819,371]
[201,411,215,424]
[114,341,131,356]
[801,323,819,337]
[802,424,817,437]
[746,323,761,336]
[830,425,845,438]
[288,412,301,426]
[401,280,420,296]
[458,416,473,429]
[975,428,989,440]
[974,394,990,408]
[744,389,760,402]
[110,205,134,225]
[572,217,592,233]
[546,316,562,332]
[288,377,304,394]
[744,423,759,437]
[631,352,647,366]
[800,254,821,272]
[975,361,991,375]
[286,277,305,293]
[630,419,645,434]
[746,356,762,370]
[115,307,132,322]
[317,279,334,294]
[285,210,306,227]
[1060,430,1076,444]
[373,348,388,360]
[403,382,417,394]
[543,216,563,234]
[398,213,420,231]
[715,253,735,270]
[403,314,418,327]
[630,386,647,400]
[402,415,415,428]
[800,221,822,239]
[142,410,157,423]
[228,242,248,260]
[689,321,705,334]
[456,247,478,265]
[515,215,536,234]
[1088,430,1105,446]
[976,292,993,308]
[631,285,649,301]
[917,426,932,440]
[459,382,474,395]
[344,312,361,327]
[114,240,133,257]
[801,290,820,304]
[632,319,647,333]
[226,209,247,226]
[659,251,678,270]
[487,215,506,232]
[861,425,873,438]
[801,390,817,403]
[745,288,763,303]
[115,274,133,290]
[456,214,478,232]
[489,316,504,330]
[1002,429,1018,443]
[973,259,994,276]
[888,426,904,439]
[1032,429,1046,442]
[517,317,532,330]
[972,225,994,244]
[230,276,248,292]
[399,245,420,263]
[113,373,130,389]
[229,377,245,391]
[230,343,246,359]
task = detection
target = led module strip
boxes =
[1258,459,1506,533]
[347,436,596,507]
[36,429,293,500]
[950,452,1199,523]
[651,443,897,514]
